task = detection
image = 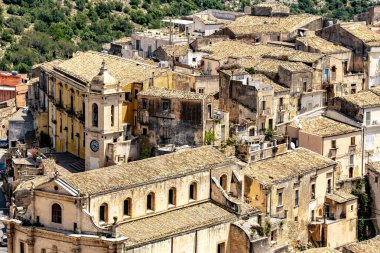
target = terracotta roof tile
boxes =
[118,202,236,247]
[243,148,336,186]
[61,146,231,195]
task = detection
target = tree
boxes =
[48,22,73,40]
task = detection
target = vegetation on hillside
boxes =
[291,0,380,21]
[0,0,227,73]
[1,0,380,73]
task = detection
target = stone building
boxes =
[216,8,323,43]
[329,89,380,163]
[317,22,380,89]
[29,51,172,170]
[0,71,29,108]
[354,6,380,26]
[218,69,291,137]
[287,115,363,180]
[0,98,17,138]
[245,2,290,17]
[367,162,380,234]
[295,34,364,99]
[136,87,229,152]
[242,148,357,249]
[4,146,276,253]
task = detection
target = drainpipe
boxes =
[362,125,365,177]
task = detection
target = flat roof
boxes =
[118,202,236,248]
[243,148,336,186]
[162,19,194,25]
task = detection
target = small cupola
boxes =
[90,60,118,92]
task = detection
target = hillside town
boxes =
[2,1,380,253]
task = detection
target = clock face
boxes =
[90,140,100,152]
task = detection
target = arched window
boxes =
[189,182,197,201]
[349,167,353,178]
[220,174,228,191]
[123,198,131,216]
[111,105,114,127]
[168,188,176,206]
[99,203,108,223]
[92,103,98,127]
[147,192,155,211]
[331,66,337,81]
[51,203,62,223]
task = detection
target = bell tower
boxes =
[85,60,123,170]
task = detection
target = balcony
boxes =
[278,105,287,112]
[259,108,272,117]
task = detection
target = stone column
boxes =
[6,224,13,253]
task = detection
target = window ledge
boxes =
[168,204,176,209]
[146,210,154,214]
[123,215,131,220]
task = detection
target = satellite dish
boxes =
[290,142,296,150]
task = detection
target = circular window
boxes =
[54,186,59,191]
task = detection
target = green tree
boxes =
[48,22,73,40]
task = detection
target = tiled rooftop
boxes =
[339,90,380,108]
[225,14,321,35]
[344,235,380,253]
[296,35,350,54]
[250,73,289,93]
[341,23,380,46]
[239,57,312,79]
[48,51,165,85]
[61,146,231,195]
[200,41,274,60]
[243,148,336,186]
[368,161,380,173]
[118,202,235,248]
[303,248,340,253]
[291,116,360,137]
[326,191,357,204]
[158,44,189,57]
[263,49,323,63]
[139,87,209,100]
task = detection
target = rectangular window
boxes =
[279,97,283,107]
[278,192,283,206]
[262,100,266,110]
[376,176,378,183]
[134,89,139,99]
[366,111,371,126]
[125,92,131,102]
[198,88,204,93]
[343,61,348,75]
[207,104,212,119]
[294,190,299,207]
[351,137,355,145]
[311,210,315,221]
[71,124,74,140]
[327,179,331,193]
[331,140,336,149]
[136,39,141,51]
[142,99,148,109]
[162,100,170,113]
[142,127,148,136]
[217,242,226,253]
[350,154,354,165]
[20,241,25,253]
[311,184,315,199]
